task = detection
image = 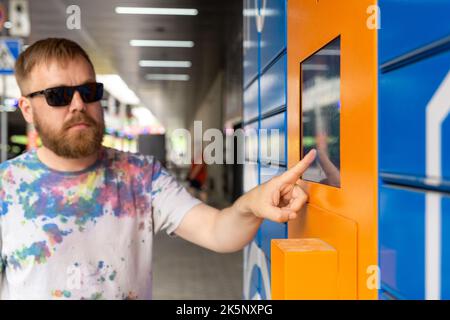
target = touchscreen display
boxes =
[301,37,341,188]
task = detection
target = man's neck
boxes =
[36,146,101,172]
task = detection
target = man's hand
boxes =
[238,149,317,223]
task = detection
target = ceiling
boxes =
[25,0,242,132]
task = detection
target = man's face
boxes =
[27,57,105,159]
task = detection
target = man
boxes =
[0,38,316,300]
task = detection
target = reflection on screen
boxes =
[301,36,341,188]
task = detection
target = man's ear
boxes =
[18,96,34,124]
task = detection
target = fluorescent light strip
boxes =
[116,7,198,16]
[130,40,194,48]
[145,74,190,81]
[139,60,192,68]
[96,74,140,105]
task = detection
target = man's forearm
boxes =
[211,193,263,253]
[174,194,263,254]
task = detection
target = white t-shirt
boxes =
[0,147,201,300]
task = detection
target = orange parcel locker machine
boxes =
[271,0,378,299]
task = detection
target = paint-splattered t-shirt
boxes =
[0,147,201,300]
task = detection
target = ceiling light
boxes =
[139,60,192,68]
[96,74,140,105]
[131,106,163,128]
[130,40,194,48]
[145,74,190,81]
[116,7,198,16]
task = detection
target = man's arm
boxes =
[175,150,316,253]
[0,222,3,290]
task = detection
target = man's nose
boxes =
[68,90,87,112]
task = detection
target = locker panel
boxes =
[260,54,286,116]
[379,50,450,190]
[260,0,286,70]
[260,112,286,166]
[379,0,450,65]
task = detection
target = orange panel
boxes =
[272,238,338,299]
[292,204,358,298]
[285,0,378,299]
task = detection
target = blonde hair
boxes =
[15,38,95,94]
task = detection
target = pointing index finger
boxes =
[280,149,316,184]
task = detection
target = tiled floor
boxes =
[152,231,243,300]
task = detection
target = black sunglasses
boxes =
[26,82,104,107]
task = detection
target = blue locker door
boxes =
[380,185,450,299]
[243,0,260,87]
[379,0,450,65]
[243,80,259,123]
[379,50,450,191]
[260,54,286,116]
[260,112,286,166]
[260,0,286,71]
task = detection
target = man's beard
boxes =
[33,111,105,159]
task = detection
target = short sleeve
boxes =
[0,219,4,290]
[151,160,202,235]
[0,175,4,290]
